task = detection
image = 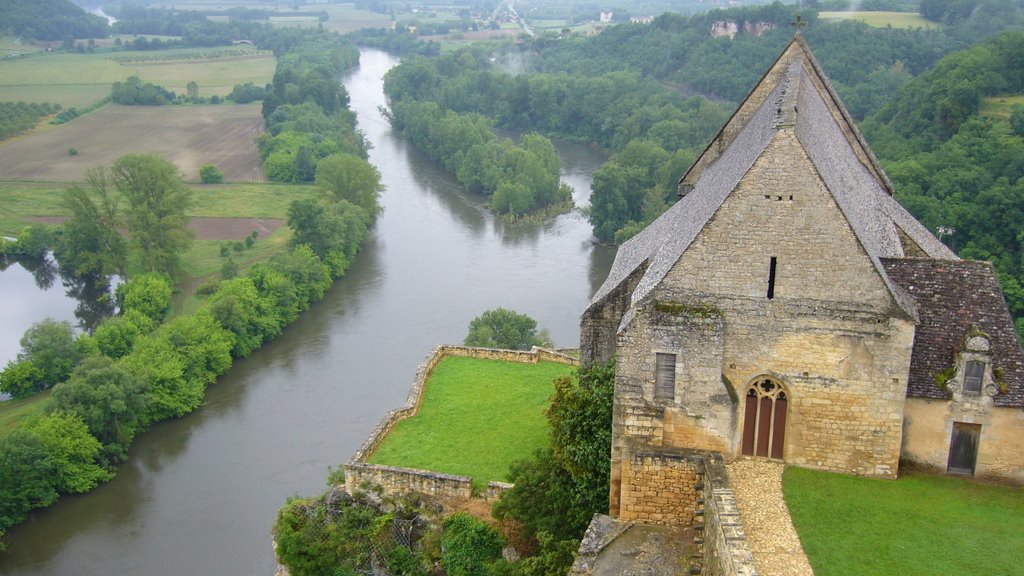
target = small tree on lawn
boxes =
[464,308,546,350]
[199,164,223,184]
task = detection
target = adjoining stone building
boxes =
[581,34,1024,522]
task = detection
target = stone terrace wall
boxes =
[701,455,757,576]
[618,452,702,526]
[572,453,757,576]
[344,345,578,498]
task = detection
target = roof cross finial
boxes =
[791,15,807,35]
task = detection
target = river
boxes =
[0,49,614,575]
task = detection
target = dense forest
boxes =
[0,0,108,41]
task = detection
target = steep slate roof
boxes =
[585,35,956,320]
[881,259,1024,408]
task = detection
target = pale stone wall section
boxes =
[902,398,1024,483]
[345,345,577,498]
[618,453,701,526]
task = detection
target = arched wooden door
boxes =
[741,378,788,460]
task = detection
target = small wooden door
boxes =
[947,422,981,475]
[741,378,787,460]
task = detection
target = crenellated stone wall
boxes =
[344,345,578,498]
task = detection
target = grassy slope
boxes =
[0,391,52,437]
[784,466,1024,575]
[368,356,574,488]
[981,95,1024,119]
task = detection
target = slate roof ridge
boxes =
[628,80,783,308]
[793,69,918,318]
[789,33,896,195]
[676,35,894,197]
[585,79,785,312]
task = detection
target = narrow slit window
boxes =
[964,361,985,393]
[767,256,777,299]
[655,353,676,401]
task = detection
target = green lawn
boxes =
[368,356,573,489]
[783,466,1024,575]
[981,95,1024,119]
[818,11,940,29]
[0,390,52,437]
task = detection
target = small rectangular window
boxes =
[655,353,676,401]
[964,361,985,393]
[767,256,777,299]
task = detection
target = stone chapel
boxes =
[580,34,1024,521]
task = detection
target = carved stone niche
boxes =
[950,331,998,399]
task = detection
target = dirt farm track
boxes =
[0,103,265,182]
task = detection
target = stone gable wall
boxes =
[345,345,578,498]
[612,128,914,486]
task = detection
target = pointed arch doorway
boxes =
[741,377,788,460]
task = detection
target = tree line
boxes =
[0,149,379,546]
[258,33,367,183]
[384,98,571,217]
[380,45,728,238]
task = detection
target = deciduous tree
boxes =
[112,154,194,277]
[464,308,545,350]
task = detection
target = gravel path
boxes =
[726,460,815,576]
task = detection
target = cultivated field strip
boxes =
[0,103,265,182]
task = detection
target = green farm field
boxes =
[0,46,274,108]
[818,11,939,29]
[0,103,264,182]
[148,2,390,34]
[368,356,575,489]
[0,180,313,237]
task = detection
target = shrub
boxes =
[68,147,78,156]
[441,512,504,576]
[199,164,223,184]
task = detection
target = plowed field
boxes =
[0,103,265,182]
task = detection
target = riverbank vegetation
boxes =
[382,93,571,218]
[0,27,381,548]
[368,357,574,489]
[784,466,1024,575]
